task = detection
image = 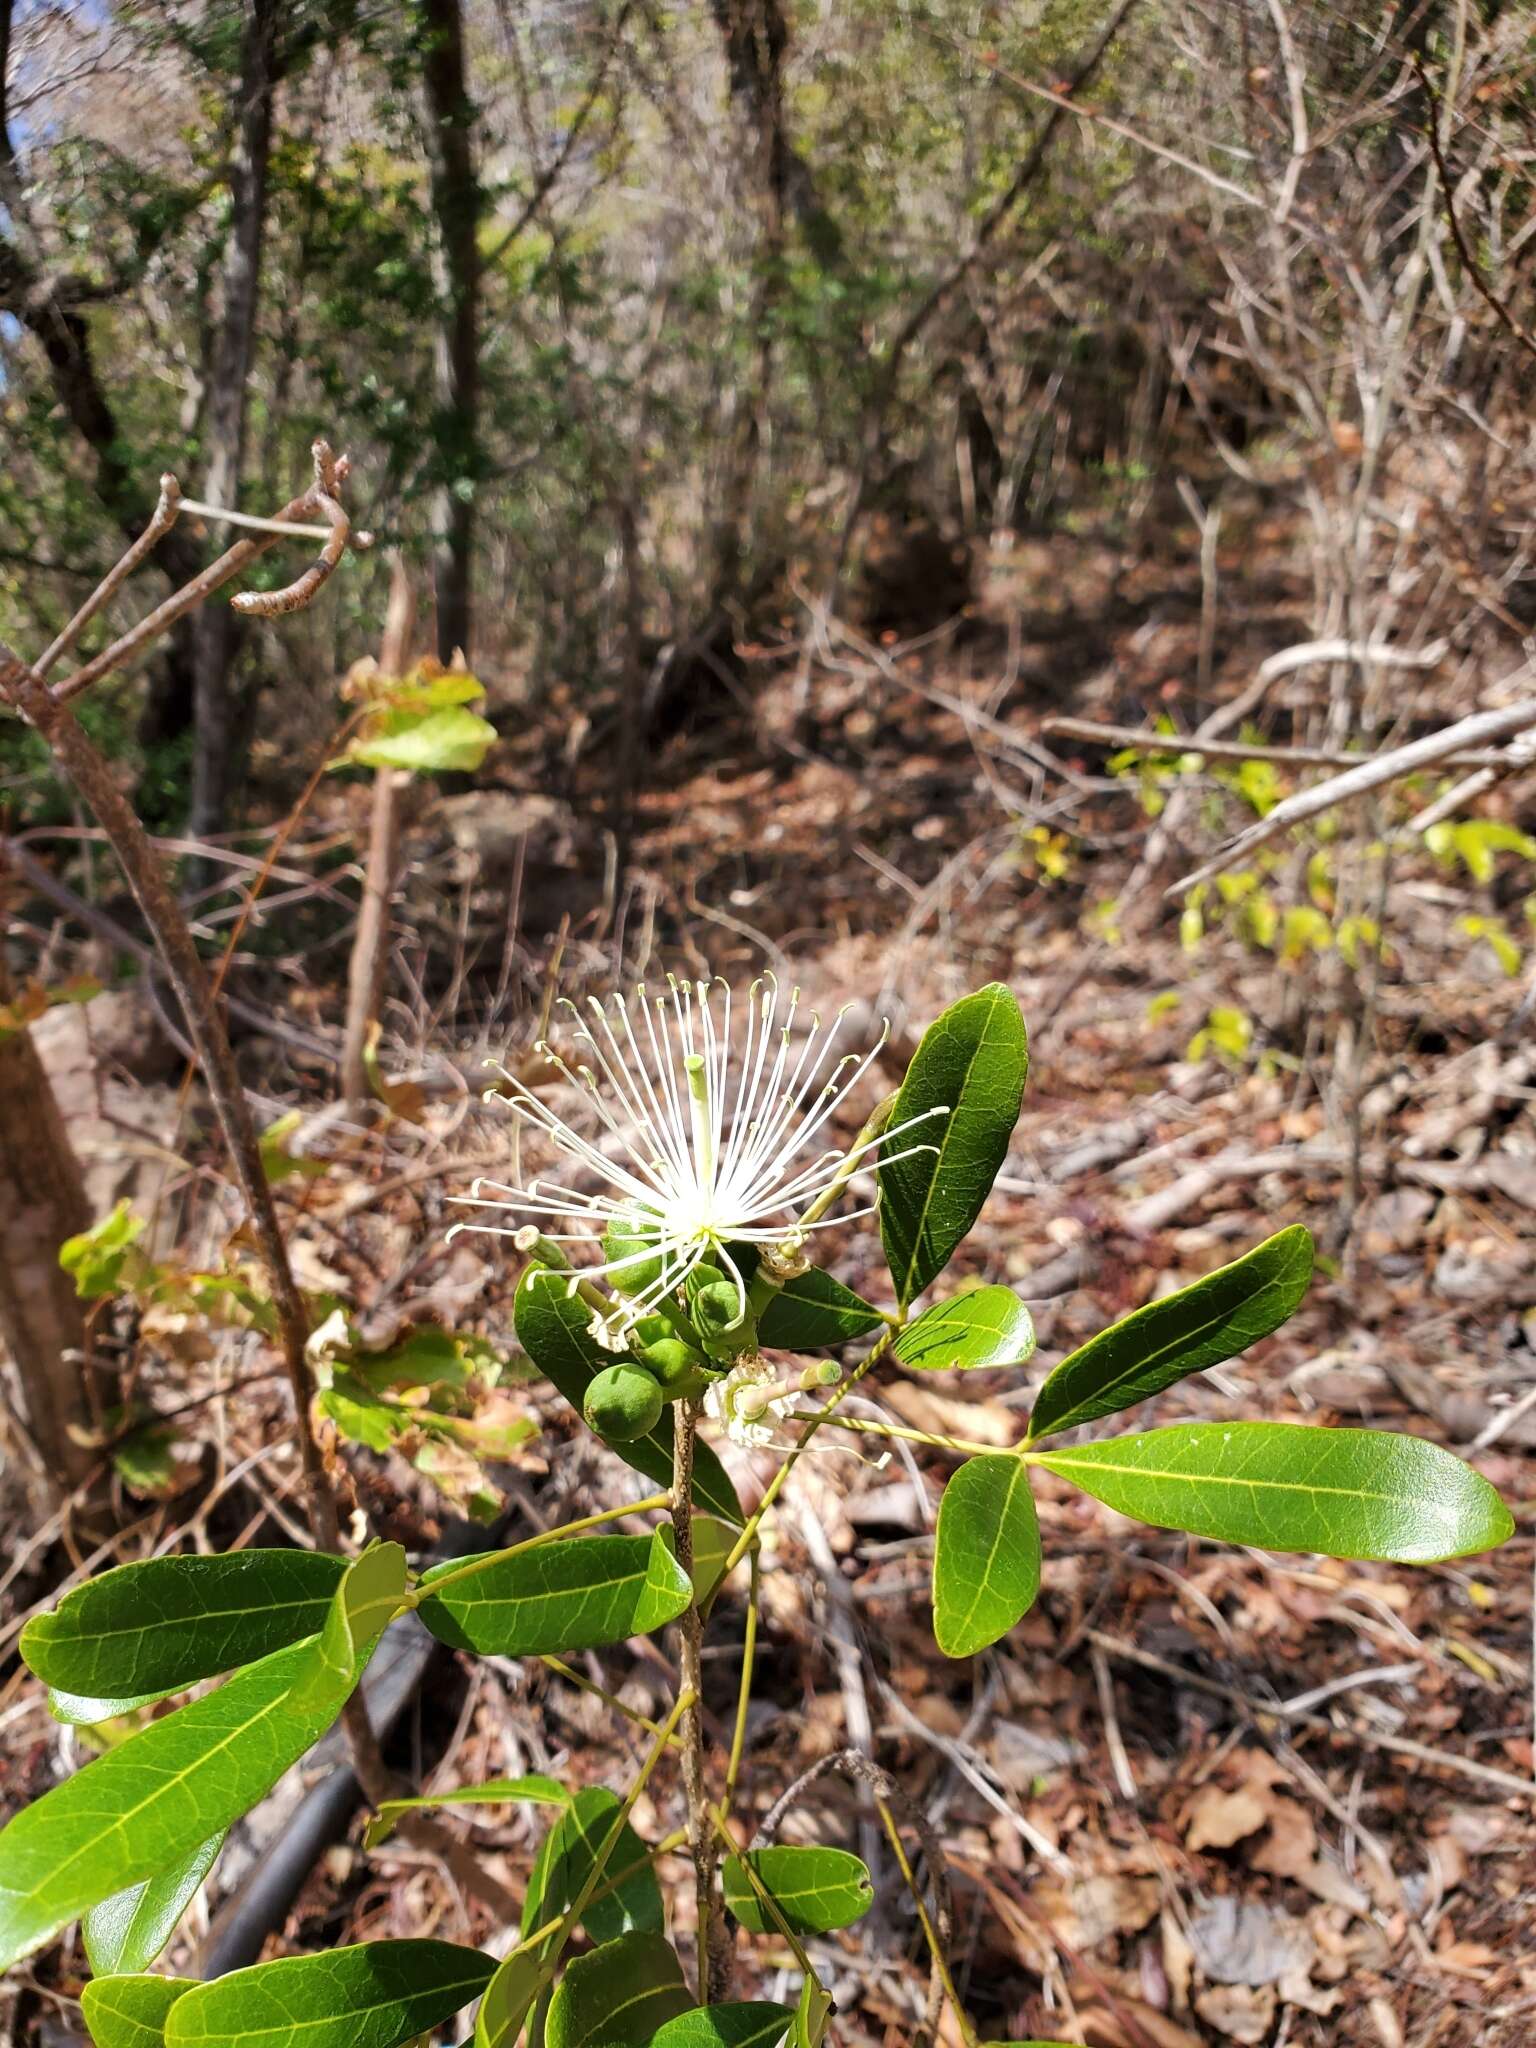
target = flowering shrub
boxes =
[1,982,1512,2048]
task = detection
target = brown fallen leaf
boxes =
[1033,1873,1161,1951]
[1182,1784,1269,1853]
[1195,1983,1277,2042]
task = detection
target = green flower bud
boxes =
[636,1336,711,1400]
[691,1278,757,1361]
[583,1363,664,1441]
[601,1212,668,1297]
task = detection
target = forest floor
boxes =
[4,519,1535,2048]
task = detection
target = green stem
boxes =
[817,1412,1014,1461]
[539,1655,684,1748]
[875,1795,978,2048]
[525,1689,693,1999]
[707,1324,898,1606]
[724,1547,761,1808]
[513,1831,690,1959]
[413,1493,672,1601]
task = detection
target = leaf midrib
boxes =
[169,1959,492,2046]
[895,993,1005,1305]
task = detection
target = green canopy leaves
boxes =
[416,1529,692,1657]
[932,1455,1041,1657]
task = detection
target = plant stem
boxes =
[540,1655,683,1747]
[816,1412,1014,1461]
[724,1547,761,1808]
[875,1795,978,2048]
[671,1397,722,2001]
[415,1492,672,1600]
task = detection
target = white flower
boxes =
[452,974,945,1332]
[704,1360,793,1449]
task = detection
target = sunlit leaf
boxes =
[1034,1423,1514,1561]
[544,1931,690,2048]
[81,1973,197,2048]
[722,1846,873,1933]
[932,1455,1040,1657]
[649,2007,794,2047]
[879,984,1028,1307]
[521,1786,662,1953]
[84,1829,226,1975]
[161,1939,493,2048]
[894,1286,1035,1373]
[1027,1225,1313,1442]
[365,1775,569,1849]
[416,1528,691,1657]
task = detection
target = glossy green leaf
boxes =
[290,1542,407,1713]
[1034,1423,1515,1561]
[1028,1225,1314,1442]
[0,1549,398,1968]
[162,1939,494,2048]
[894,1286,1036,1373]
[474,1949,543,2048]
[49,1685,167,1726]
[84,1829,226,1976]
[879,984,1028,1307]
[792,1975,833,2048]
[544,1931,690,2048]
[932,1455,1041,1657]
[514,1268,742,1523]
[689,1515,739,1604]
[417,1528,691,1658]
[365,1775,569,1849]
[756,1269,884,1349]
[81,1974,198,2048]
[20,1550,345,1702]
[522,1787,662,1953]
[650,2007,794,2048]
[722,1846,874,1933]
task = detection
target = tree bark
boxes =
[189,0,281,842]
[0,942,95,1506]
[416,0,482,662]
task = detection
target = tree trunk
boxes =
[0,948,95,1506]
[416,0,481,662]
[189,0,281,843]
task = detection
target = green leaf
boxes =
[722,1846,874,1933]
[474,1949,544,2048]
[59,1200,147,1299]
[20,1549,346,1703]
[894,1286,1036,1373]
[81,1974,198,2048]
[84,1829,226,1975]
[1034,1423,1515,1562]
[1028,1225,1315,1442]
[290,1542,407,1715]
[365,1775,569,1849]
[689,1515,739,1605]
[879,984,1028,1307]
[522,1787,662,1952]
[416,1529,691,1658]
[932,1455,1041,1657]
[544,1931,690,2048]
[650,2007,795,2048]
[49,1686,167,1726]
[346,704,497,775]
[792,1975,833,2048]
[756,1270,884,1349]
[162,1939,494,2048]
[0,1553,397,1968]
[514,1268,742,1523]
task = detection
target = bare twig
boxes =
[35,474,183,679]
[1169,691,1536,895]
